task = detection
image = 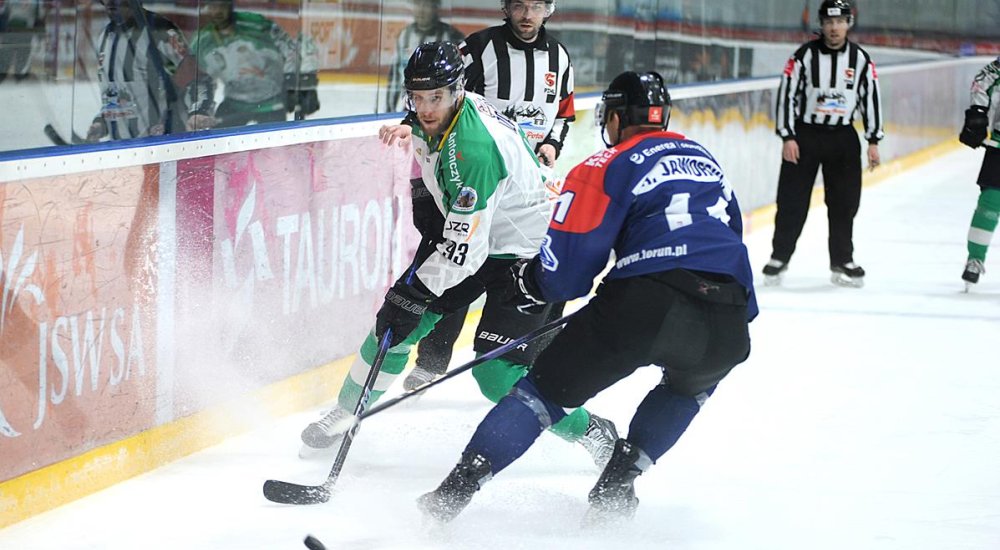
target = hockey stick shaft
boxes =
[262,328,394,505]
[324,327,393,484]
[359,309,576,421]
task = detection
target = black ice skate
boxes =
[830,262,865,288]
[579,414,619,470]
[417,452,492,523]
[299,406,351,458]
[584,439,648,526]
[962,258,985,292]
[761,259,788,286]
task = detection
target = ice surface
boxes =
[1,146,998,550]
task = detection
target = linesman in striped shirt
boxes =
[459,0,574,168]
[763,0,883,288]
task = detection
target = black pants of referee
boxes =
[771,124,862,266]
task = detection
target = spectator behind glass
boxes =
[190,0,320,127]
[385,0,464,112]
[87,0,216,142]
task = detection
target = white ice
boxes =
[2,146,998,550]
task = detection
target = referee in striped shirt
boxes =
[763,0,883,288]
[459,0,574,168]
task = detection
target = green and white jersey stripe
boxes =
[411,93,551,295]
[972,57,1000,139]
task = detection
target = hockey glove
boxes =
[959,106,989,149]
[375,280,435,347]
[507,258,547,315]
[286,89,321,116]
[411,177,445,241]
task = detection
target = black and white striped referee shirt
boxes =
[460,23,575,155]
[776,38,884,143]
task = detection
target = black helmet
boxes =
[597,71,671,134]
[818,0,853,25]
[404,42,464,91]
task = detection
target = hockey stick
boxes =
[262,309,576,505]
[360,310,576,421]
[43,124,86,146]
[263,327,394,505]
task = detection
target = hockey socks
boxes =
[472,357,591,440]
[968,188,1000,262]
[466,377,568,473]
[626,384,715,461]
[337,311,442,410]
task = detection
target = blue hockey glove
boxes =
[376,280,434,347]
[507,258,547,315]
[959,106,989,149]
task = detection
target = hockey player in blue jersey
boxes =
[418,71,758,523]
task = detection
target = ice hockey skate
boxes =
[830,262,865,288]
[962,258,985,292]
[761,258,788,286]
[402,365,442,392]
[579,414,619,470]
[583,439,644,526]
[299,406,351,458]
[417,452,492,523]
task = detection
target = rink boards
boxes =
[0,57,987,527]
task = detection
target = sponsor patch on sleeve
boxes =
[453,186,478,212]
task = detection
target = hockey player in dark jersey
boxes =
[418,71,757,523]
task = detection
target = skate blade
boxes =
[298,443,337,460]
[964,281,975,293]
[830,273,864,288]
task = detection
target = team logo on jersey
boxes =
[629,153,646,165]
[844,68,856,89]
[816,91,848,116]
[544,72,557,95]
[504,104,548,127]
[453,186,478,212]
[539,235,559,271]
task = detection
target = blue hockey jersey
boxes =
[533,130,758,320]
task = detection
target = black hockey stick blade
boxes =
[43,124,68,146]
[263,480,331,505]
[263,328,395,505]
[44,124,87,146]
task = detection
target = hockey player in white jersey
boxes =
[299,42,616,468]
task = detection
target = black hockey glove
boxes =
[507,258,547,315]
[286,89,320,116]
[375,280,435,347]
[959,106,989,149]
[411,177,445,241]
